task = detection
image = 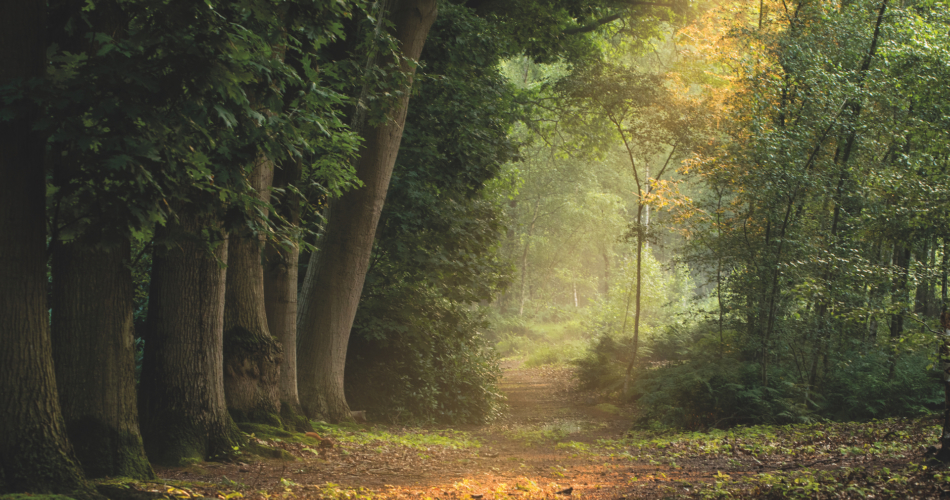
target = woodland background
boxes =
[2,0,950,497]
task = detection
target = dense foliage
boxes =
[560,0,950,431]
[345,5,516,423]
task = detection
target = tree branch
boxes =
[563,2,679,35]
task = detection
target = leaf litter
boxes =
[126,363,950,499]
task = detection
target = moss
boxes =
[243,442,296,461]
[280,404,313,433]
[65,417,154,480]
[94,485,167,500]
[1,495,78,500]
[236,422,292,439]
[144,417,243,466]
[143,426,204,466]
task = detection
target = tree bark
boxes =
[297,0,438,423]
[0,2,97,497]
[263,159,310,430]
[51,238,154,479]
[223,157,283,426]
[139,209,244,465]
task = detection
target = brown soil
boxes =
[151,362,935,499]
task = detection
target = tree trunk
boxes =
[623,204,646,397]
[0,2,97,497]
[297,0,438,423]
[889,243,911,340]
[223,157,283,426]
[519,237,530,316]
[937,311,950,462]
[139,209,244,465]
[263,159,310,431]
[941,238,948,310]
[51,238,154,479]
[888,242,911,379]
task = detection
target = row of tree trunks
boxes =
[0,1,98,496]
[297,0,439,423]
[3,0,438,486]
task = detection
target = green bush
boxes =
[574,321,941,431]
[523,342,586,367]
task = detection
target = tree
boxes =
[263,158,308,428]
[0,2,97,496]
[139,207,244,465]
[561,61,698,394]
[51,236,154,479]
[223,157,283,426]
[43,1,153,479]
[344,4,518,422]
[297,0,439,423]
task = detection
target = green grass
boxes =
[310,422,481,451]
[492,319,589,366]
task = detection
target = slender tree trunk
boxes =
[918,237,939,318]
[602,250,610,298]
[0,3,97,497]
[889,243,911,340]
[223,157,283,425]
[941,238,948,310]
[519,237,530,316]
[140,209,244,465]
[297,0,438,422]
[263,159,310,431]
[51,238,154,479]
[623,204,646,396]
[887,242,911,379]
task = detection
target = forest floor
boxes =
[132,362,950,499]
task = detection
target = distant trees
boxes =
[605,0,950,429]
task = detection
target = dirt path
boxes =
[151,363,938,499]
[155,362,667,498]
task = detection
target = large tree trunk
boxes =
[297,0,438,423]
[0,2,96,497]
[263,159,310,431]
[139,209,244,465]
[51,238,154,479]
[223,158,283,426]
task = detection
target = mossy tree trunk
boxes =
[139,209,244,465]
[297,0,438,423]
[0,3,97,497]
[263,159,310,430]
[51,237,154,479]
[224,157,283,426]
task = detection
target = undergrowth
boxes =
[573,320,942,430]
[310,422,481,451]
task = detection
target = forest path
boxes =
[155,362,715,499]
